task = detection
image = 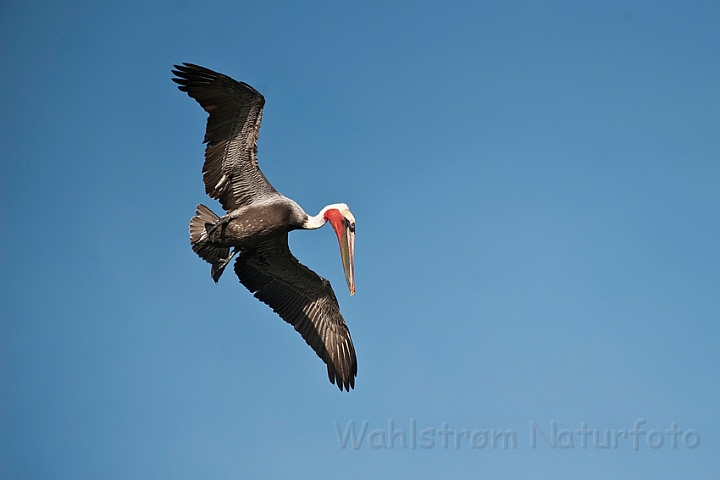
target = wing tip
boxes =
[328,365,356,392]
[171,63,217,88]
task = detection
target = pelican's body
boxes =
[173,63,357,391]
[203,198,306,248]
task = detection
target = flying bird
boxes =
[172,63,357,391]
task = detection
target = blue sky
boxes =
[1,1,718,478]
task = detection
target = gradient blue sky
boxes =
[1,1,718,478]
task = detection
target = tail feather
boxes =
[189,204,235,282]
[189,204,216,244]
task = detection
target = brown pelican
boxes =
[172,63,357,391]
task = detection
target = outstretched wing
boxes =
[234,236,357,391]
[172,63,279,211]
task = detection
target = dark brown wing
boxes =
[234,236,357,391]
[172,63,279,211]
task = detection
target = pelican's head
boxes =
[322,203,356,295]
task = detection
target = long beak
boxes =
[329,216,355,295]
